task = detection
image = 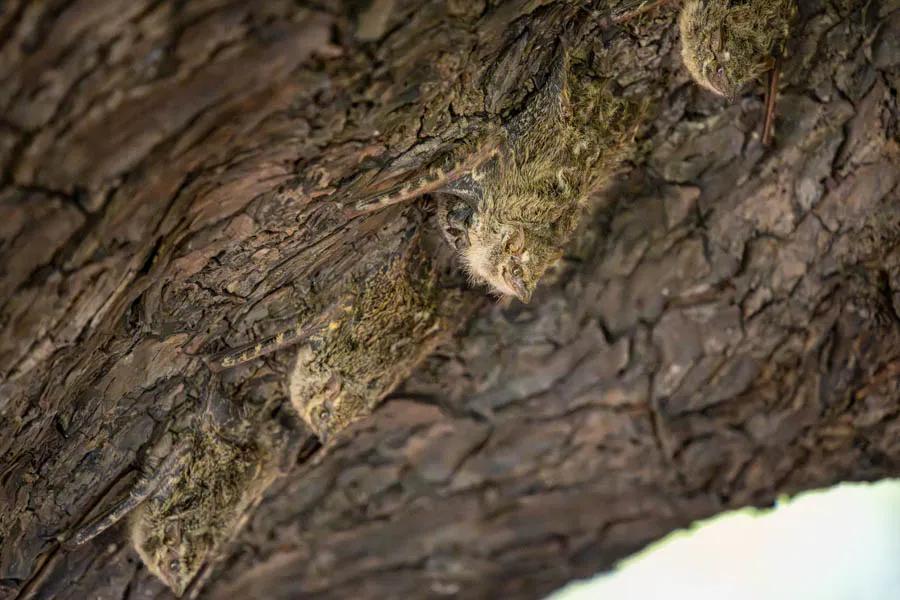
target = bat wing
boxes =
[345,139,500,217]
[66,440,191,546]
[209,297,353,371]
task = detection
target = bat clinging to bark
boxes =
[348,50,642,303]
[288,235,459,443]
[66,415,292,597]
[679,0,795,101]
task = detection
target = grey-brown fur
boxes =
[67,414,292,597]
[127,428,279,597]
[349,50,642,303]
[679,0,796,100]
[289,236,459,442]
[462,52,643,302]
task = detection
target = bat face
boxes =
[290,345,369,443]
[704,60,739,100]
[305,391,368,444]
[462,216,559,304]
[132,512,207,598]
[679,0,794,101]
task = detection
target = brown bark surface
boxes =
[1,1,899,599]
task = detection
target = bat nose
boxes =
[511,279,532,304]
[166,572,188,598]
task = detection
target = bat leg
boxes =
[210,299,352,371]
[762,55,782,147]
[613,0,678,25]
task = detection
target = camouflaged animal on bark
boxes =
[679,0,796,100]
[289,238,458,443]
[131,430,277,597]
[350,51,643,303]
[464,57,643,302]
[68,417,289,597]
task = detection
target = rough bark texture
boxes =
[1,0,899,599]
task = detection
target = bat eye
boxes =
[717,67,725,76]
[169,559,180,572]
[318,408,331,421]
[511,265,524,278]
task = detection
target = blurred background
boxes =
[550,480,900,600]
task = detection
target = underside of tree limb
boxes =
[1,0,899,599]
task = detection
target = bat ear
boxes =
[503,225,526,253]
[712,24,725,52]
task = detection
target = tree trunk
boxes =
[1,0,898,599]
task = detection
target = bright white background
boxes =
[550,481,900,600]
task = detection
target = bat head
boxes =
[290,345,368,444]
[132,504,210,597]
[463,218,561,303]
[679,0,794,102]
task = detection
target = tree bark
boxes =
[1,1,899,599]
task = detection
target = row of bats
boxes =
[59,1,796,595]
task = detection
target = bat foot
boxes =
[762,56,782,147]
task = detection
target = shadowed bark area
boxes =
[1,1,899,599]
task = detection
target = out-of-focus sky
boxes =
[550,481,900,600]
